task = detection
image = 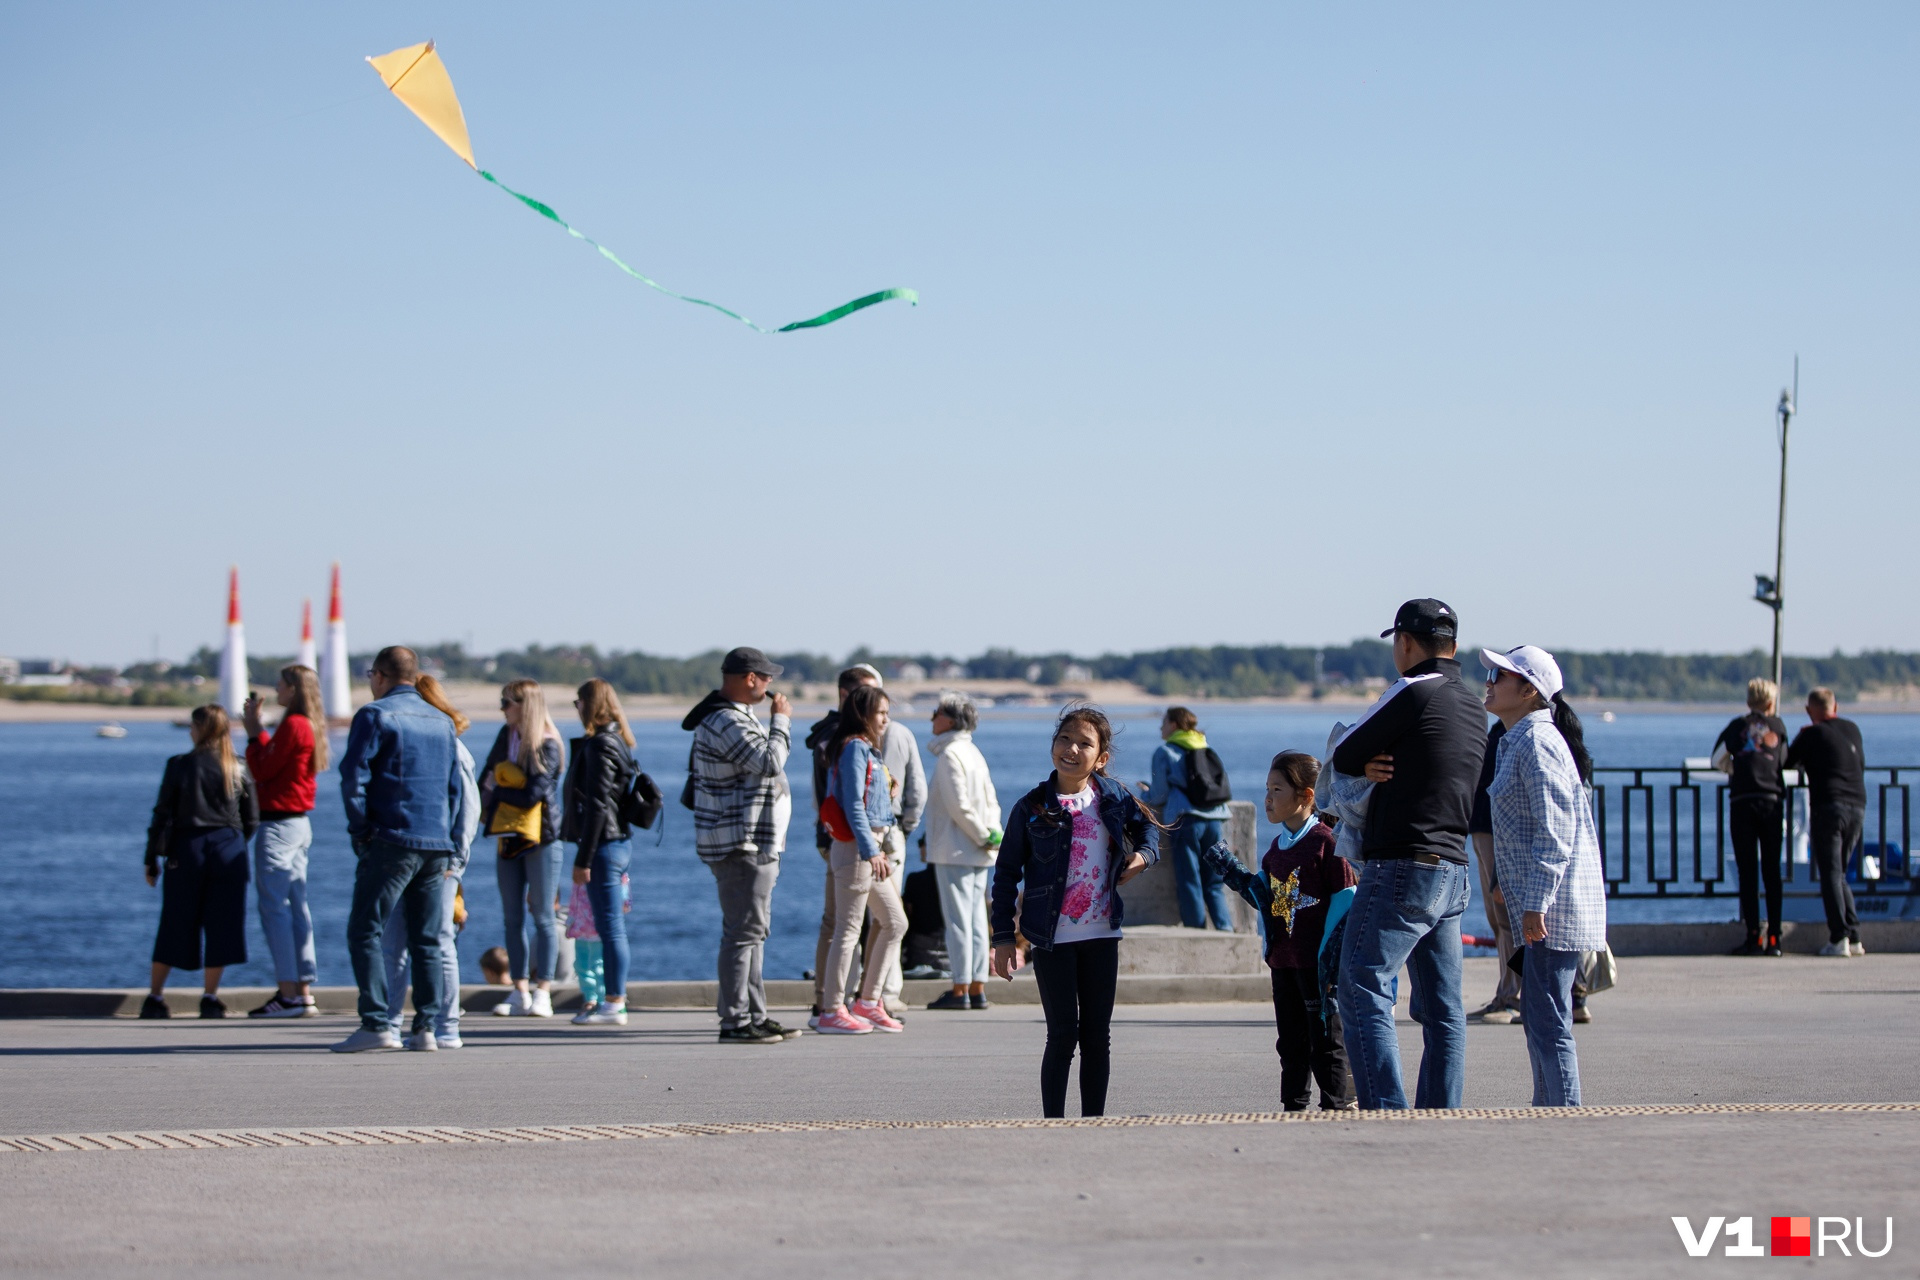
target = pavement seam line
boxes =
[2,1102,1917,1155]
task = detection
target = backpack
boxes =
[1180,744,1232,808]
[622,769,664,831]
[819,755,874,844]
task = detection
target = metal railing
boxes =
[1593,765,1913,898]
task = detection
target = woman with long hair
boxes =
[480,679,567,1017]
[990,705,1160,1117]
[241,664,329,1017]
[379,674,481,1048]
[814,683,908,1035]
[143,704,259,1018]
[563,678,639,1026]
[1482,644,1605,1107]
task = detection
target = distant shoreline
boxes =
[5,679,1916,725]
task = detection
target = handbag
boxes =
[819,755,874,844]
[487,760,543,843]
[1578,943,1618,995]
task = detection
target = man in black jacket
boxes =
[1330,599,1485,1109]
[1785,687,1868,957]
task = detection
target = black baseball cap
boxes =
[721,646,784,678]
[1380,599,1458,640]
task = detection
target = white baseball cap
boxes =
[1480,645,1564,701]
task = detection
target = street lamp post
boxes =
[1753,359,1796,693]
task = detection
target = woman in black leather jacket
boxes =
[564,679,637,1025]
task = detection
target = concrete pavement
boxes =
[3,955,1917,1276]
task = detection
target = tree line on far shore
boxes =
[22,640,1913,706]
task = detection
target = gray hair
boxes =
[934,690,978,733]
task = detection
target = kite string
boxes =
[475,170,916,334]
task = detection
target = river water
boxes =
[4,705,1917,989]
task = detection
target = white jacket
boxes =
[922,730,1002,867]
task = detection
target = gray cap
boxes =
[721,646,783,677]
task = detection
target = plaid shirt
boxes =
[692,703,791,862]
[1488,710,1608,952]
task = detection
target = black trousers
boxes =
[1271,965,1354,1110]
[1031,937,1119,1118]
[1729,798,1784,937]
[152,827,250,971]
[1810,804,1863,945]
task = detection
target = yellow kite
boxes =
[366,40,914,332]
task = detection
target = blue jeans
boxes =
[382,872,461,1038]
[495,842,563,982]
[347,839,452,1034]
[1337,857,1470,1110]
[1523,944,1582,1107]
[1169,816,1235,930]
[588,839,633,1000]
[253,816,317,985]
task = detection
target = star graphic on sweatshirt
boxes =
[1268,868,1321,935]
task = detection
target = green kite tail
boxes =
[477,171,916,333]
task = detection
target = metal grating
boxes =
[2,1102,1917,1155]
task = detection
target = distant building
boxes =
[1062,663,1094,684]
[891,661,927,683]
[11,659,74,687]
[931,661,965,681]
[0,657,18,684]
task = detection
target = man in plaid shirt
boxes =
[682,647,797,1044]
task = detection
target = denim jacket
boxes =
[830,737,894,862]
[338,685,461,852]
[990,772,1160,950]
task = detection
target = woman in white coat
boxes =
[921,691,1003,1010]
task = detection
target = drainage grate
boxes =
[2,1102,1915,1155]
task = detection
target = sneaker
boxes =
[199,995,228,1019]
[404,1030,439,1051]
[139,995,170,1020]
[1763,935,1784,957]
[528,988,554,1018]
[578,1002,628,1026]
[435,1033,463,1049]
[1472,1003,1518,1024]
[1851,939,1868,957]
[850,999,904,1033]
[807,1013,822,1030]
[1571,1004,1592,1025]
[718,1022,783,1044]
[882,996,908,1019]
[970,992,989,1010]
[1727,936,1765,957]
[330,1027,402,1053]
[491,989,531,1017]
[755,1019,802,1040]
[1818,940,1851,957]
[249,994,310,1019]
[926,991,971,1011]
[812,1007,873,1035]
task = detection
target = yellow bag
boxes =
[488,760,543,843]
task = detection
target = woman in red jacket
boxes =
[241,664,330,1017]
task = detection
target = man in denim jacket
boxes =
[332,645,463,1053]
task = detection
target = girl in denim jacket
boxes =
[816,684,907,1034]
[991,706,1159,1117]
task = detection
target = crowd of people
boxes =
[135,599,1874,1110]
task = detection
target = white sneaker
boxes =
[577,1002,627,1026]
[435,1033,463,1049]
[528,988,554,1018]
[330,1027,402,1053]
[404,1031,439,1052]
[1850,939,1867,956]
[1818,940,1851,957]
[492,989,531,1017]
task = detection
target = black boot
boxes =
[1763,930,1784,957]
[1728,932,1765,957]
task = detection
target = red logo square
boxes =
[1771,1217,1810,1257]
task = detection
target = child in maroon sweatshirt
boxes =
[1202,752,1356,1111]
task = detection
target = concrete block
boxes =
[1125,799,1261,936]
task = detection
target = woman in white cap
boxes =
[1481,644,1606,1107]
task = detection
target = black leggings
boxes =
[1030,937,1119,1118]
[1729,799,1784,937]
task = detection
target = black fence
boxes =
[1594,766,1914,898]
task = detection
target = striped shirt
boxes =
[691,702,791,862]
[1488,710,1608,952]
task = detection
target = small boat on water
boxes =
[96,723,128,739]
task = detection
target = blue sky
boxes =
[3,3,1915,666]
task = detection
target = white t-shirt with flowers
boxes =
[1050,785,1122,944]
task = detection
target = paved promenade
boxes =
[3,956,1916,1276]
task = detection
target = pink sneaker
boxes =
[814,1006,873,1035]
[850,999,903,1033]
